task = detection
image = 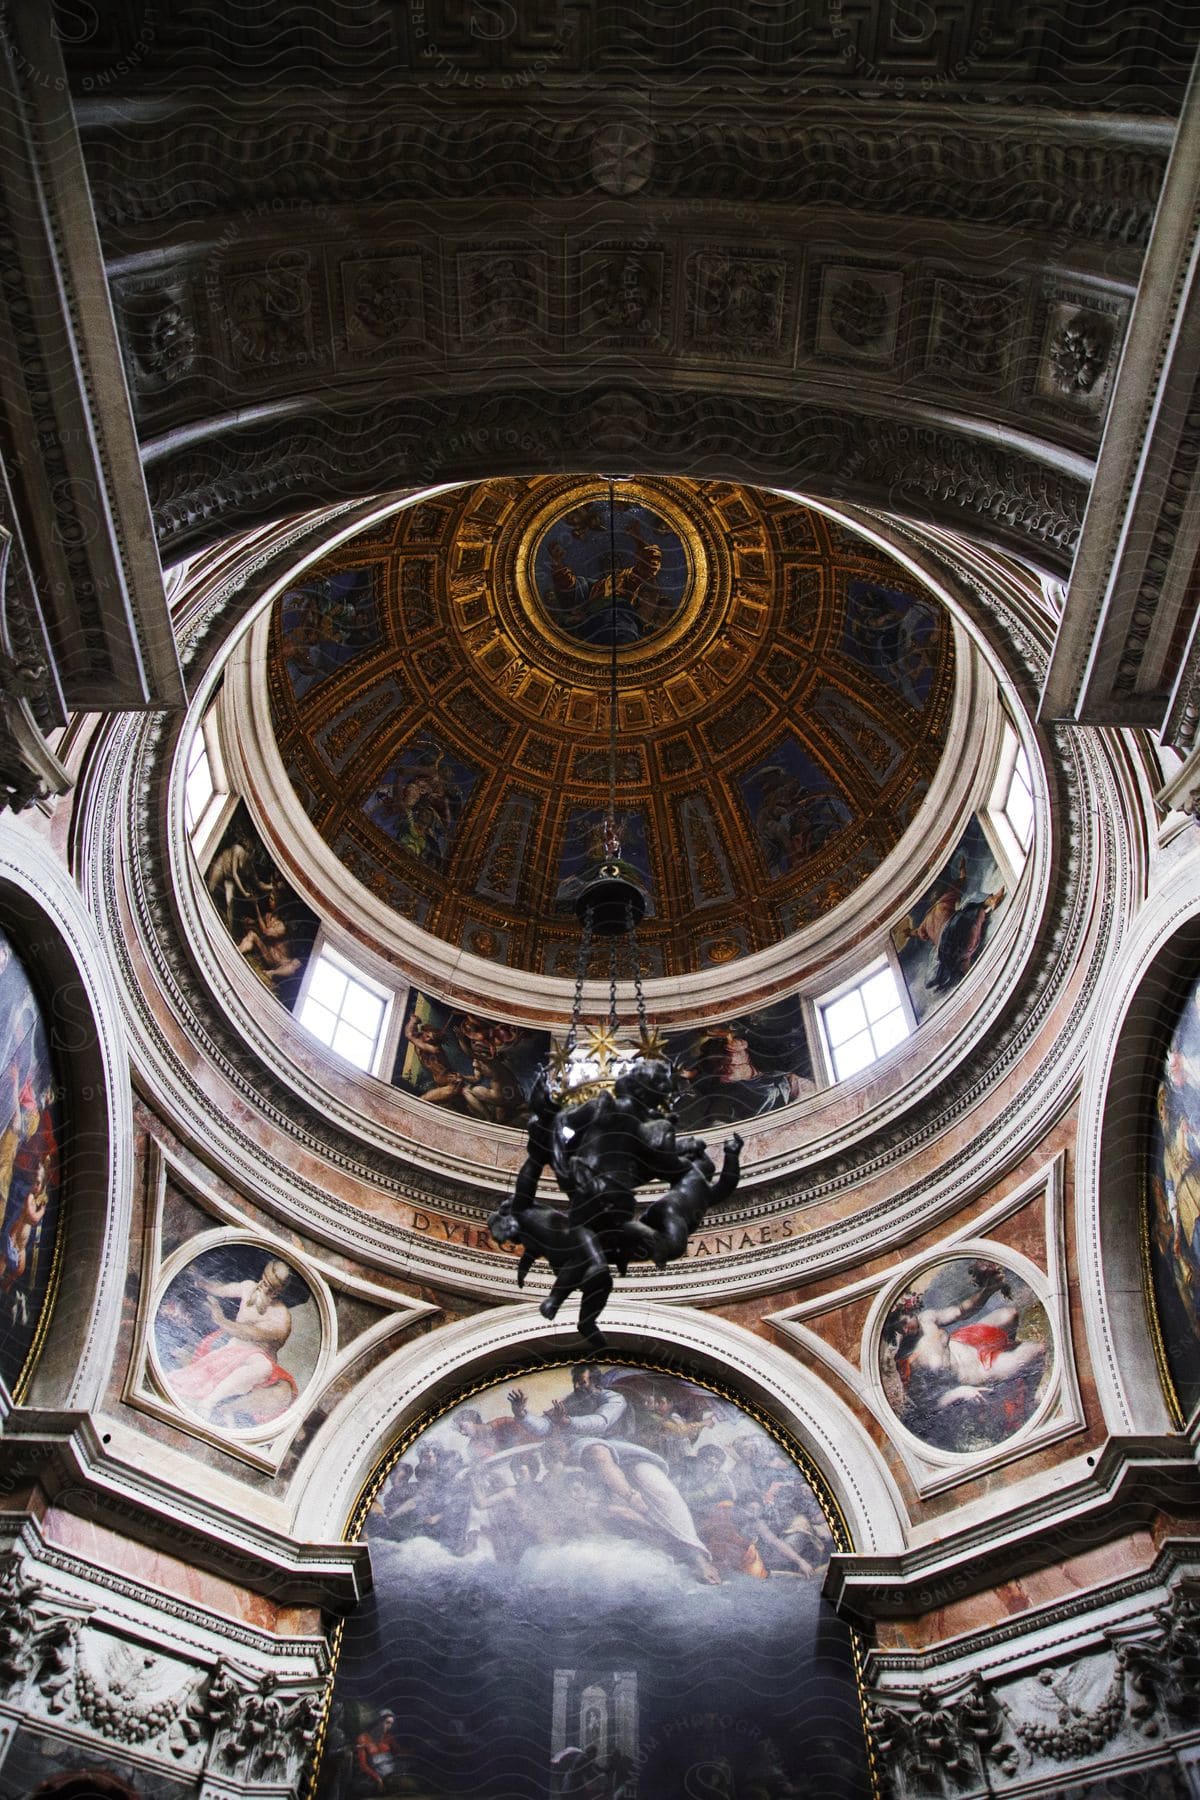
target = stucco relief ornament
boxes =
[1048,309,1112,395]
[489,481,742,1343]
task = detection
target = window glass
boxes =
[1004,748,1034,851]
[820,960,911,1081]
[184,733,215,832]
[298,950,388,1073]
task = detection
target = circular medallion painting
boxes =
[879,1257,1052,1454]
[154,1244,321,1432]
[529,491,692,648]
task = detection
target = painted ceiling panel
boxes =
[266,477,955,976]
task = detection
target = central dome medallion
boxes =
[266,477,956,978]
[519,479,703,656]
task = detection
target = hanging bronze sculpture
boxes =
[489,482,742,1344]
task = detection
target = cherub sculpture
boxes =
[489,1058,741,1345]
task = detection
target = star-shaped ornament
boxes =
[547,1038,574,1083]
[637,1024,668,1062]
[584,1022,621,1072]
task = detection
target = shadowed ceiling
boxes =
[266,477,955,976]
[60,2,1198,572]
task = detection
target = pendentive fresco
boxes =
[153,1244,320,1432]
[879,1257,1052,1455]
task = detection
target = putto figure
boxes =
[489,1057,741,1346]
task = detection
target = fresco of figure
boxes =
[204,803,320,1013]
[395,994,547,1125]
[155,1246,320,1431]
[666,1000,814,1130]
[892,817,1008,1022]
[1148,971,1200,1417]
[315,1364,869,1799]
[0,930,61,1383]
[535,498,687,648]
[880,1258,1051,1453]
[896,854,1005,995]
[279,566,380,699]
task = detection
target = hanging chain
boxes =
[605,477,619,857]
[608,928,619,1031]
[567,906,593,1053]
[628,903,649,1041]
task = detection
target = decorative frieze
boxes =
[866,1583,1200,1798]
[143,392,1087,568]
[82,113,1167,254]
[0,1541,327,1793]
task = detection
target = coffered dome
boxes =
[264,476,956,978]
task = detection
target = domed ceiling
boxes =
[266,478,955,977]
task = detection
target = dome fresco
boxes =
[267,478,956,977]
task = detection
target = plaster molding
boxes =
[861,1574,1200,1800]
[0,1522,328,1792]
[0,1410,369,1612]
[0,1511,328,1675]
[84,100,1168,250]
[141,387,1090,573]
[1158,740,1200,820]
[1041,53,1200,740]
[831,1435,1200,1626]
[0,9,182,709]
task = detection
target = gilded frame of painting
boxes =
[1140,1167,1188,1432]
[0,926,67,1407]
[304,1350,882,1800]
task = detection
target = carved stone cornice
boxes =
[1042,55,1200,745]
[0,1527,328,1791]
[861,1571,1200,1799]
[828,1436,1200,1625]
[0,1410,369,1612]
[80,102,1168,251]
[142,388,1089,573]
[0,521,70,812]
[59,0,1197,115]
[0,8,182,711]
